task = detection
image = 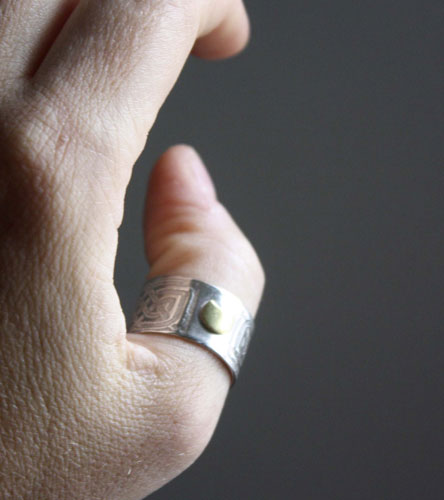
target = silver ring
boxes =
[129,276,255,384]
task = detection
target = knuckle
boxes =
[4,85,125,174]
[0,88,125,233]
[148,201,265,312]
[123,0,198,31]
[0,101,70,242]
[240,232,266,290]
[1,93,74,188]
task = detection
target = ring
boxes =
[129,276,255,384]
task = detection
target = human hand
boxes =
[0,1,264,499]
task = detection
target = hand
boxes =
[0,1,264,499]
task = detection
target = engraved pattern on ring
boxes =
[131,276,191,333]
[130,276,254,382]
[225,317,254,373]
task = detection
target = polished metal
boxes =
[199,299,234,334]
[129,276,255,383]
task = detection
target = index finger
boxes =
[29,0,249,151]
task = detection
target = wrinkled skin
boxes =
[0,1,264,499]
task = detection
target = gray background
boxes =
[114,1,444,499]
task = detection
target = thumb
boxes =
[123,144,264,491]
[144,144,263,315]
[120,145,265,497]
[127,144,264,378]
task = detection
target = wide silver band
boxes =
[129,276,255,383]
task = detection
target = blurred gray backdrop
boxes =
[114,1,444,499]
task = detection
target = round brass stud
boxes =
[199,300,234,334]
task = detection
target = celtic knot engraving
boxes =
[129,276,255,382]
[225,318,254,373]
[130,277,192,333]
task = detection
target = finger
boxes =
[192,0,250,59]
[30,0,249,149]
[124,145,264,493]
[145,144,263,315]
[0,0,78,86]
[127,143,264,376]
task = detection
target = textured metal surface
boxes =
[129,276,254,382]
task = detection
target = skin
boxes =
[0,1,265,499]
